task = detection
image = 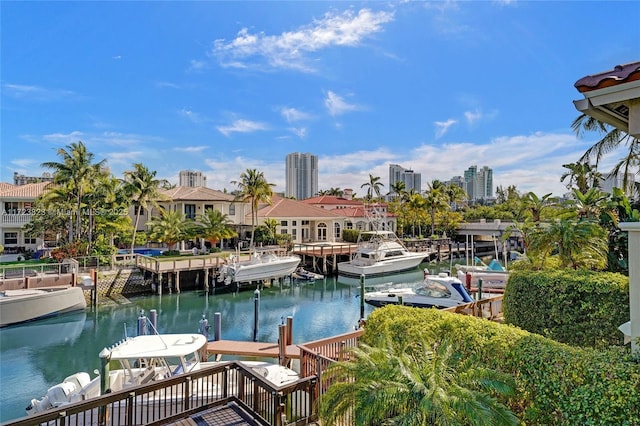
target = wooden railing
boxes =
[135,254,222,273]
[3,362,318,426]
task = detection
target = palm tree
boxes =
[388,180,406,200]
[147,210,195,252]
[123,163,167,252]
[443,183,467,210]
[572,113,640,190]
[41,141,106,243]
[262,218,279,245]
[196,208,237,251]
[361,174,384,202]
[405,191,426,237]
[424,181,449,237]
[231,169,275,248]
[551,219,608,269]
[523,192,554,222]
[560,162,602,194]
[319,338,518,426]
[570,187,610,220]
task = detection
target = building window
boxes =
[292,221,297,226]
[281,229,288,234]
[229,204,236,215]
[292,229,297,238]
[133,204,145,216]
[4,202,19,214]
[185,204,196,219]
[204,204,214,212]
[4,232,17,245]
[317,223,327,241]
[24,236,36,244]
[302,220,309,226]
[334,223,341,238]
[280,220,288,226]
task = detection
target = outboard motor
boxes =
[26,372,91,415]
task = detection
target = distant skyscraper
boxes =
[389,164,421,195]
[13,172,53,186]
[463,165,493,201]
[285,152,318,200]
[600,169,638,198]
[179,170,207,187]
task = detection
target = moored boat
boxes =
[0,286,87,328]
[26,332,300,416]
[338,231,426,278]
[292,267,324,281]
[217,250,301,287]
[364,272,474,309]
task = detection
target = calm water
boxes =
[0,263,454,422]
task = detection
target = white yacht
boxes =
[217,249,301,286]
[364,272,474,309]
[338,231,426,277]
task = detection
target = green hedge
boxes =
[362,306,640,425]
[342,229,360,243]
[503,269,629,348]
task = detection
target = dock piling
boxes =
[253,289,260,342]
[360,274,365,319]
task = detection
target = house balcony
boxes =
[1,213,33,226]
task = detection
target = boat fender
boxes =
[387,293,396,297]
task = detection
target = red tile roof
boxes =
[0,182,51,199]
[159,186,235,202]
[574,61,640,93]
[302,195,362,206]
[257,196,344,218]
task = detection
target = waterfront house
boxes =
[0,182,50,253]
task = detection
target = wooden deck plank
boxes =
[206,340,301,359]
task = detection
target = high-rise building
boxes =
[285,152,318,200]
[463,165,493,201]
[13,172,54,186]
[600,170,639,198]
[389,164,421,196]
[179,170,207,188]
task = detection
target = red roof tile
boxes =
[0,182,51,199]
[159,186,235,202]
[257,197,344,218]
[574,61,640,93]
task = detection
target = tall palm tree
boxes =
[196,208,237,250]
[388,180,406,200]
[361,174,384,202]
[231,169,275,248]
[570,187,610,221]
[423,181,449,237]
[443,182,467,210]
[123,163,167,252]
[572,113,640,190]
[41,141,106,243]
[147,210,195,252]
[319,338,518,426]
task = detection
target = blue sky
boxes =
[2,1,639,197]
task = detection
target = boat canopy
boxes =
[107,334,207,360]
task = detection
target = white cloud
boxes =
[106,151,144,165]
[3,83,77,101]
[289,127,307,138]
[174,146,208,153]
[42,131,85,144]
[210,8,394,72]
[217,119,269,137]
[179,108,206,124]
[325,91,360,116]
[464,110,482,125]
[434,119,457,138]
[280,107,312,123]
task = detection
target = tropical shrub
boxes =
[362,306,640,425]
[342,229,359,243]
[503,269,629,348]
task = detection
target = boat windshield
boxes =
[415,280,451,298]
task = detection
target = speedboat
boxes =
[292,267,324,281]
[337,231,426,277]
[217,250,301,286]
[26,332,300,416]
[0,286,87,327]
[364,272,474,309]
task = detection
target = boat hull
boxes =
[0,287,87,327]
[229,256,301,283]
[338,253,426,278]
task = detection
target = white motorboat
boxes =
[292,267,324,281]
[26,332,301,416]
[338,231,426,277]
[0,286,87,328]
[217,250,301,286]
[364,272,474,309]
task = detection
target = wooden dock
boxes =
[206,340,301,360]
